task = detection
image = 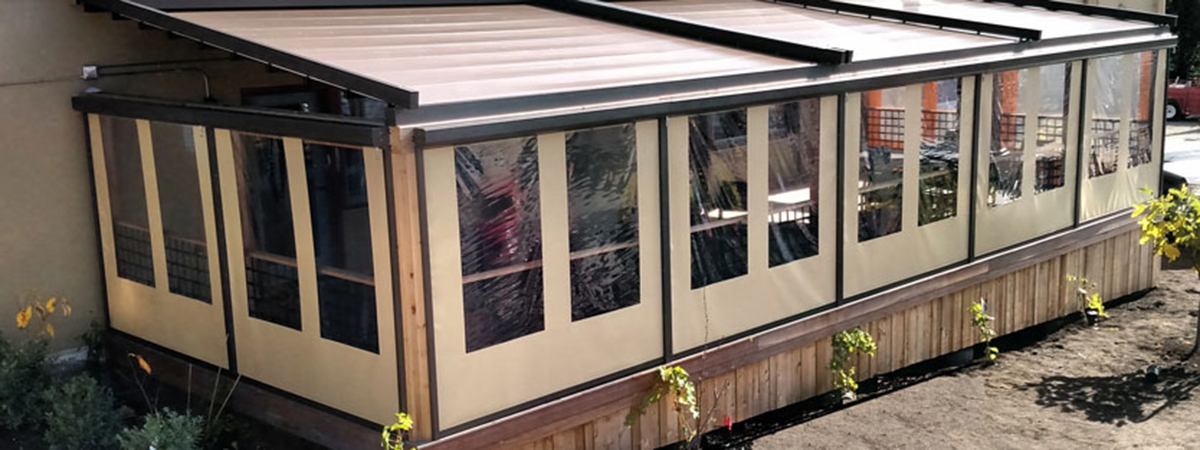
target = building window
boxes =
[859,87,905,241]
[566,124,640,321]
[1036,64,1071,193]
[306,143,379,353]
[151,122,210,303]
[233,133,301,331]
[689,110,749,288]
[918,79,961,225]
[1129,51,1158,168]
[1090,55,1124,177]
[102,116,155,287]
[767,99,820,266]
[990,68,1029,206]
[456,136,544,352]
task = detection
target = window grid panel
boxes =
[246,255,302,330]
[859,87,906,241]
[114,222,156,287]
[165,234,211,303]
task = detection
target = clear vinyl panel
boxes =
[232,133,302,331]
[1090,55,1126,177]
[1129,51,1158,168]
[151,122,210,302]
[767,99,821,266]
[456,136,544,352]
[102,116,155,287]
[565,124,640,321]
[990,68,1032,206]
[918,79,961,225]
[1036,64,1071,193]
[859,86,905,241]
[305,143,379,353]
[689,109,749,288]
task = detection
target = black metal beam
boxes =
[536,0,853,65]
[985,0,1175,27]
[73,93,389,147]
[771,0,1041,41]
[78,0,420,108]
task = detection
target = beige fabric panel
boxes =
[175,5,798,105]
[975,64,1081,255]
[670,97,838,353]
[1081,53,1160,221]
[837,0,1149,39]
[215,131,399,425]
[842,81,973,297]
[622,0,1004,61]
[426,121,663,429]
[90,116,228,368]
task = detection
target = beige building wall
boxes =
[0,0,297,350]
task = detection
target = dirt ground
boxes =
[755,267,1200,450]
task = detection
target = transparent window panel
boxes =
[767,99,820,266]
[689,110,749,288]
[990,69,1031,206]
[305,143,378,353]
[233,133,301,330]
[102,116,155,287]
[859,87,905,241]
[1129,51,1157,168]
[565,124,640,321]
[918,79,961,226]
[1090,55,1126,177]
[1036,64,1071,193]
[151,122,210,303]
[456,136,544,351]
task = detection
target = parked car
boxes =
[1167,79,1200,120]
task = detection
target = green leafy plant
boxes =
[970,299,999,361]
[81,320,109,375]
[0,333,51,430]
[381,412,414,450]
[119,408,204,450]
[1066,275,1109,322]
[626,366,700,442]
[830,327,877,401]
[43,375,128,450]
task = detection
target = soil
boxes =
[749,267,1200,450]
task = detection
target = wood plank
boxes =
[872,315,891,375]
[591,408,631,450]
[392,128,433,440]
[552,428,579,450]
[799,343,817,400]
[634,400,660,450]
[815,336,833,394]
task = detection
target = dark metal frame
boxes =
[985,0,1176,27]
[130,0,520,10]
[772,0,1041,41]
[73,93,388,147]
[78,0,420,108]
[538,0,852,65]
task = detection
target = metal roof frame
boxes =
[769,0,1042,41]
[985,0,1175,26]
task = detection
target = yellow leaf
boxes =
[1131,203,1147,217]
[137,355,152,375]
[1164,244,1182,261]
[45,298,56,314]
[45,323,54,338]
[62,302,72,317]
[15,306,32,329]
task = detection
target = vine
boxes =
[382,412,414,450]
[829,327,876,401]
[626,366,700,442]
[970,299,999,362]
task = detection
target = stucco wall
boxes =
[0,0,296,350]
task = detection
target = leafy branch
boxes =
[829,327,876,401]
[970,299,999,362]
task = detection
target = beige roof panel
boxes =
[175,4,804,105]
[834,0,1151,38]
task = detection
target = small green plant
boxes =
[119,408,204,450]
[1133,185,1200,356]
[43,375,128,450]
[381,412,414,450]
[1067,275,1109,323]
[626,366,700,442]
[830,327,876,401]
[0,333,51,430]
[970,299,999,361]
[81,320,109,375]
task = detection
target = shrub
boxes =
[970,299,999,361]
[119,409,204,450]
[830,327,877,401]
[43,375,127,450]
[0,335,51,430]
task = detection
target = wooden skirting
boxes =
[426,212,1158,450]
